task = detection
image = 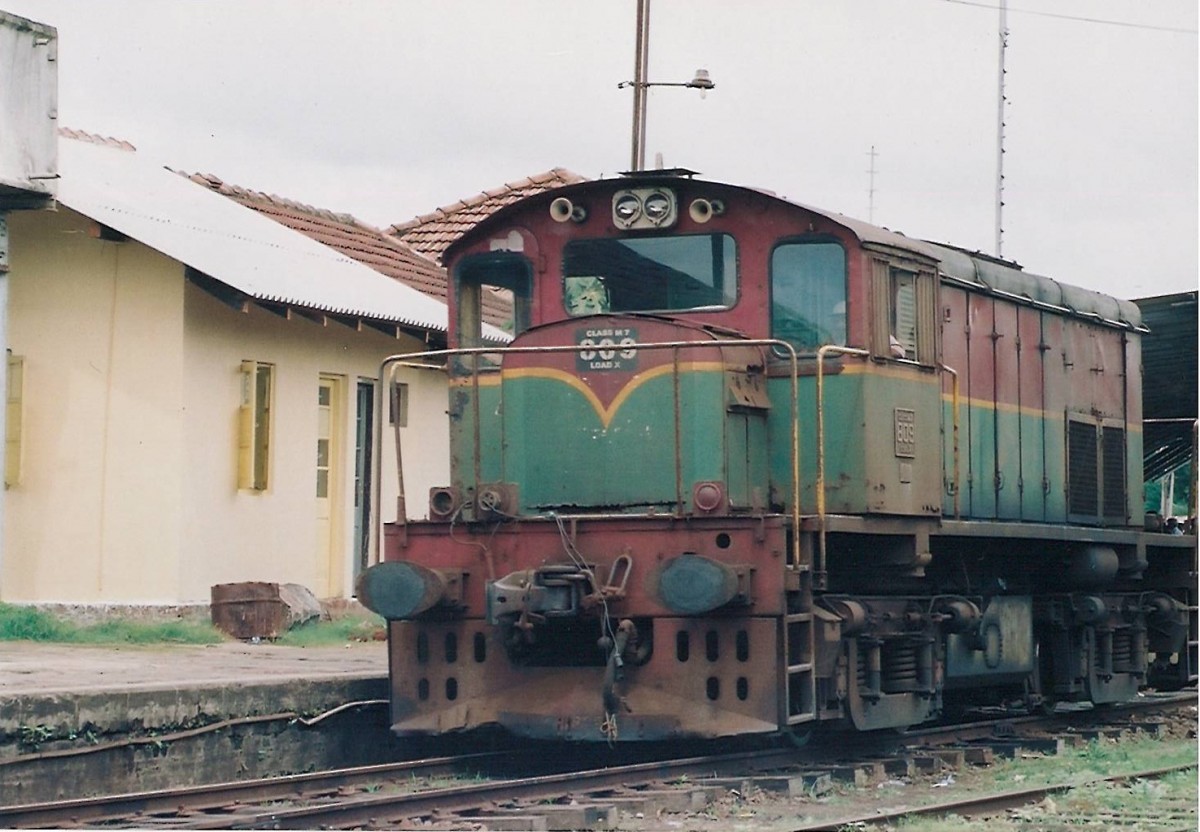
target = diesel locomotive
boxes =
[358,170,1196,742]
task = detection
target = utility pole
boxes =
[630,0,650,171]
[622,0,712,171]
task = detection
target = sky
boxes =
[4,0,1197,300]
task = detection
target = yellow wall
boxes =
[5,207,185,602]
[180,285,449,601]
[3,206,450,604]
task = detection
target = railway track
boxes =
[3,692,1193,830]
[795,762,1198,831]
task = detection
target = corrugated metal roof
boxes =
[56,136,450,333]
[185,172,513,331]
[1136,291,1197,481]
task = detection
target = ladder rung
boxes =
[787,663,813,674]
[787,712,816,725]
[785,613,812,623]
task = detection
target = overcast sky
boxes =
[6,0,1197,300]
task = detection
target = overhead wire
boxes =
[935,0,1197,34]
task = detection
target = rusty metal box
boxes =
[210,582,288,640]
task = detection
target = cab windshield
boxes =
[562,234,737,316]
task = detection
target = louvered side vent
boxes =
[1101,427,1127,522]
[1068,420,1099,518]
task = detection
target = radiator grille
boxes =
[1102,427,1127,520]
[1068,420,1098,517]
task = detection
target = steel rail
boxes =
[4,693,1191,828]
[0,752,507,828]
[792,761,1198,831]
[189,747,806,830]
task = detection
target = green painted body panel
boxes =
[448,359,1133,526]
[450,368,764,514]
[448,380,504,485]
[504,372,725,510]
[766,373,864,513]
[1042,419,1067,519]
[766,367,942,517]
[726,411,769,509]
[995,409,1022,520]
[969,407,998,519]
[1018,410,1046,522]
[940,400,1074,523]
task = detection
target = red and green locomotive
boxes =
[359,171,1195,741]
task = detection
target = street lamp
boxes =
[618,0,714,171]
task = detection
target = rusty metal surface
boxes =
[209,582,287,640]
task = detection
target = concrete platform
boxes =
[0,641,401,805]
[0,640,388,695]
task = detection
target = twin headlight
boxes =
[612,188,678,230]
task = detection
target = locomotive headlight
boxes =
[612,187,678,229]
[643,191,672,224]
[614,193,642,223]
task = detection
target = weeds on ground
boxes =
[866,734,1198,831]
[274,614,385,647]
[0,603,224,645]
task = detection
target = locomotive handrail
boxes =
[816,346,871,589]
[940,363,961,520]
[371,339,803,570]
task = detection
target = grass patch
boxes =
[0,604,69,640]
[0,603,225,645]
[873,733,1198,831]
[275,614,386,647]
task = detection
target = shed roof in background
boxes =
[187,173,511,329]
[1136,291,1198,482]
[56,133,451,335]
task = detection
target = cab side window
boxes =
[454,253,532,348]
[770,240,847,352]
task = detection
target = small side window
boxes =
[238,361,273,491]
[388,381,409,427]
[891,269,918,360]
[872,261,936,363]
[6,354,24,488]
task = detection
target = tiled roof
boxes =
[388,168,589,261]
[58,126,136,152]
[187,173,452,306]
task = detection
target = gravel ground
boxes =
[608,705,1198,832]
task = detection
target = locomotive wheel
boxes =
[785,725,814,748]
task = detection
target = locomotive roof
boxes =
[447,174,1143,332]
[924,240,1143,331]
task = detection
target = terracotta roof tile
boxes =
[387,167,589,261]
[186,173,511,328]
[58,127,136,152]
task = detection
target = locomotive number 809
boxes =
[358,170,1195,743]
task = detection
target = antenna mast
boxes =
[994,0,1009,257]
[866,145,878,223]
